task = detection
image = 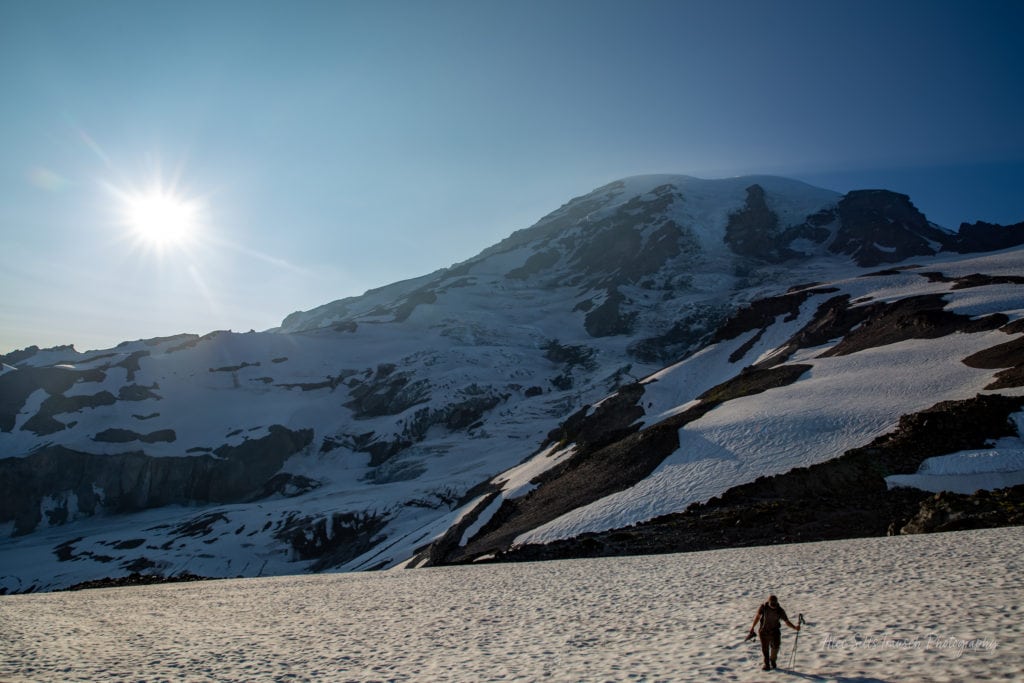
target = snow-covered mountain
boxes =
[2,174,1022,592]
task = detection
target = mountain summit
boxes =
[2,175,1023,592]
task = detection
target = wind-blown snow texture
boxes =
[1,527,1019,682]
[2,174,1023,592]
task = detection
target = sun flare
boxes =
[119,188,204,249]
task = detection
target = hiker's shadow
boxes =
[779,672,890,683]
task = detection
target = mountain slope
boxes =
[2,174,1023,593]
[419,248,1024,565]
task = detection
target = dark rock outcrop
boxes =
[345,365,431,418]
[93,428,176,444]
[628,303,730,365]
[584,288,636,337]
[506,249,561,280]
[830,190,952,266]
[63,571,211,592]
[953,220,1024,253]
[0,425,313,535]
[820,294,1007,357]
[712,288,820,343]
[275,510,388,571]
[962,331,1024,390]
[724,184,794,262]
[899,485,1024,534]
[0,366,107,433]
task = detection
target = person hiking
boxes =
[747,594,800,670]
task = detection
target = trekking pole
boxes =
[789,613,806,669]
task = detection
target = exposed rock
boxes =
[724,184,794,262]
[962,335,1024,370]
[251,473,321,499]
[114,351,150,382]
[450,410,685,563]
[0,425,314,535]
[986,366,1024,390]
[0,366,106,432]
[421,489,501,566]
[121,557,157,573]
[821,294,1007,357]
[22,391,118,436]
[93,428,176,444]
[760,294,867,366]
[830,190,951,266]
[778,208,836,252]
[962,331,1024,389]
[696,364,811,404]
[209,361,260,373]
[506,249,560,280]
[628,303,730,365]
[340,385,508,467]
[275,510,388,571]
[278,369,355,392]
[919,271,1024,289]
[117,384,161,401]
[711,289,819,343]
[953,220,1024,253]
[542,339,596,370]
[346,366,431,418]
[63,571,211,592]
[393,289,438,322]
[0,345,40,366]
[171,512,229,538]
[566,185,689,287]
[584,288,637,337]
[899,485,1024,534]
[1000,319,1024,335]
[441,393,505,431]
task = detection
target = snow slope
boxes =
[1,526,1018,682]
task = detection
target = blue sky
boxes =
[2,0,1022,354]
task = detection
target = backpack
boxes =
[759,602,783,631]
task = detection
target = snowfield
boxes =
[1,526,1020,683]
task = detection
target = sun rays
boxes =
[111,182,206,254]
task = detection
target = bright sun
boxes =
[120,188,203,249]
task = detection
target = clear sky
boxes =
[2,0,1022,354]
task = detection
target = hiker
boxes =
[747,594,800,670]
